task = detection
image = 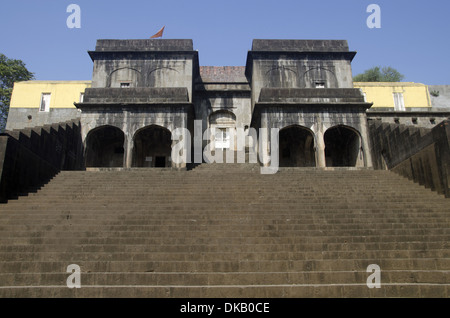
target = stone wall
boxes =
[369,119,450,197]
[6,108,80,131]
[0,120,84,203]
[429,85,450,109]
[89,39,198,102]
[246,40,356,112]
[367,109,449,129]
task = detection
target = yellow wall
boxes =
[11,80,432,110]
[10,81,91,109]
[354,82,431,108]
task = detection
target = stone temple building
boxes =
[70,38,375,170]
[2,38,449,196]
[1,38,449,298]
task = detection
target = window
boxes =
[412,118,418,125]
[315,81,325,88]
[215,128,230,149]
[120,82,130,88]
[394,118,400,124]
[430,118,436,125]
[393,92,405,111]
[39,93,51,112]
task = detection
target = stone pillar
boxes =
[315,131,326,168]
[125,135,133,168]
[359,113,373,168]
[313,117,326,168]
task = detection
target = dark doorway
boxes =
[279,126,315,167]
[324,126,361,167]
[85,126,125,168]
[133,125,172,167]
[155,156,166,167]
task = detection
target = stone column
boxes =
[125,135,133,168]
[313,117,326,168]
[359,113,373,168]
[315,131,326,168]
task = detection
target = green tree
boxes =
[0,53,35,132]
[353,66,404,82]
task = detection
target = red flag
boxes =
[150,26,165,39]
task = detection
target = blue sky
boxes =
[1,0,449,84]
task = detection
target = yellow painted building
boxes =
[6,81,91,130]
[10,81,92,110]
[354,82,431,110]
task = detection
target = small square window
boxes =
[429,118,436,125]
[412,118,418,124]
[315,81,325,88]
[394,118,400,124]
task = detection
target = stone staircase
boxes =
[0,164,449,297]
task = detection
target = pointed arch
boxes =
[132,125,172,167]
[85,125,125,167]
[107,67,141,88]
[324,125,363,167]
[279,125,316,167]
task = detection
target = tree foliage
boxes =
[353,66,404,82]
[0,53,35,132]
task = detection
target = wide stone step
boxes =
[0,258,449,273]
[0,241,446,253]
[1,270,448,287]
[0,222,448,231]
[1,283,448,298]
[1,235,449,246]
[1,228,449,239]
[1,249,449,262]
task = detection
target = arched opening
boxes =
[324,126,361,167]
[147,67,179,87]
[303,67,338,88]
[85,126,125,168]
[133,125,172,167]
[279,125,316,167]
[108,67,141,88]
[265,66,298,88]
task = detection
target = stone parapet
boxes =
[251,39,350,52]
[78,87,190,105]
[258,88,368,104]
[94,39,194,52]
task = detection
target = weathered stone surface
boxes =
[0,120,84,203]
[251,39,350,52]
[369,119,450,197]
[429,85,450,109]
[5,108,80,131]
[94,39,194,52]
[80,87,190,104]
[258,88,367,103]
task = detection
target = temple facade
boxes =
[6,38,449,171]
[74,39,374,169]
